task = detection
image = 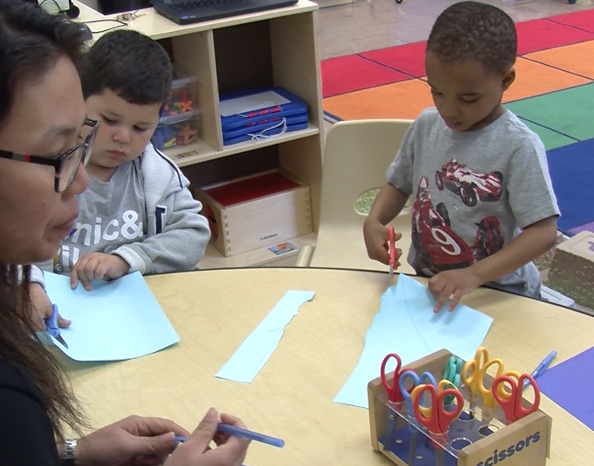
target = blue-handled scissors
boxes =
[380,353,409,451]
[45,304,68,349]
[399,370,438,465]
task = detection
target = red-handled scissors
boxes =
[380,353,409,451]
[412,383,463,466]
[388,226,396,280]
[381,353,409,403]
[492,373,540,424]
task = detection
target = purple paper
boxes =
[537,346,594,430]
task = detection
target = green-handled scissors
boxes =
[443,356,462,404]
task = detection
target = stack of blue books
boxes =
[219,87,309,145]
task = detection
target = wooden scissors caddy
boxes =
[368,349,552,466]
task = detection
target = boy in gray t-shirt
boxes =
[30,30,210,325]
[363,1,559,312]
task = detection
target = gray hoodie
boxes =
[31,143,210,284]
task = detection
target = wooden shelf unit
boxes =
[75,1,324,268]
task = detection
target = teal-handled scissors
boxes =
[45,304,68,349]
[492,373,540,424]
[412,383,463,466]
[443,356,462,405]
[399,370,438,465]
[380,353,409,451]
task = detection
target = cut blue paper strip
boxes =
[216,290,314,383]
[334,275,493,408]
[537,346,594,431]
[44,272,179,362]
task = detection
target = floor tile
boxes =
[547,8,594,33]
[321,55,410,98]
[525,40,594,79]
[323,78,433,120]
[505,83,594,141]
[519,118,578,151]
[360,41,427,77]
[516,18,594,55]
[546,138,594,231]
[504,57,590,103]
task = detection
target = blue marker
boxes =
[175,423,285,448]
[524,350,557,389]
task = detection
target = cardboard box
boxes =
[194,170,312,257]
[368,349,551,466]
[547,231,594,308]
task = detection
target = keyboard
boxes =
[152,0,299,25]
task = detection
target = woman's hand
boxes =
[165,408,250,466]
[30,282,71,331]
[75,415,189,466]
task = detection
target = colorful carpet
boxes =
[321,9,594,235]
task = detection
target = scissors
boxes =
[380,353,409,451]
[399,370,438,465]
[461,347,504,422]
[45,304,68,349]
[443,356,462,404]
[387,226,396,281]
[492,373,540,424]
[412,383,463,466]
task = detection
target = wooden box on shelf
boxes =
[194,169,312,257]
[368,349,551,466]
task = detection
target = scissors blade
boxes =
[383,410,398,451]
[408,431,417,465]
[45,304,68,349]
[388,226,395,281]
[54,334,69,349]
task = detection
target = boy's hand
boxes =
[71,253,131,291]
[30,283,71,331]
[428,268,483,313]
[363,218,402,267]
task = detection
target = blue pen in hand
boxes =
[524,350,557,389]
[175,423,285,448]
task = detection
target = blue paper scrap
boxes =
[334,274,493,408]
[44,272,179,362]
[216,290,314,383]
[537,345,594,431]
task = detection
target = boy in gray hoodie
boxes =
[31,30,210,315]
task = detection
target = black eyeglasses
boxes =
[0,118,99,193]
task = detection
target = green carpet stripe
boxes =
[505,83,594,141]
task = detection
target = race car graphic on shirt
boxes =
[435,159,503,207]
[412,176,504,274]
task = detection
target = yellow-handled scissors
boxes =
[461,347,504,422]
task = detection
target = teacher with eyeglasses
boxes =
[0,2,250,465]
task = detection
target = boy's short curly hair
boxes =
[426,1,517,75]
[82,29,172,105]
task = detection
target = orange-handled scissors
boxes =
[492,373,541,424]
[412,384,463,466]
[461,347,504,422]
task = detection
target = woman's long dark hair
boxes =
[0,0,90,440]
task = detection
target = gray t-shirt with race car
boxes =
[387,108,559,297]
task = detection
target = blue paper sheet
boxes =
[44,272,179,362]
[216,290,314,383]
[334,275,493,408]
[537,346,594,431]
